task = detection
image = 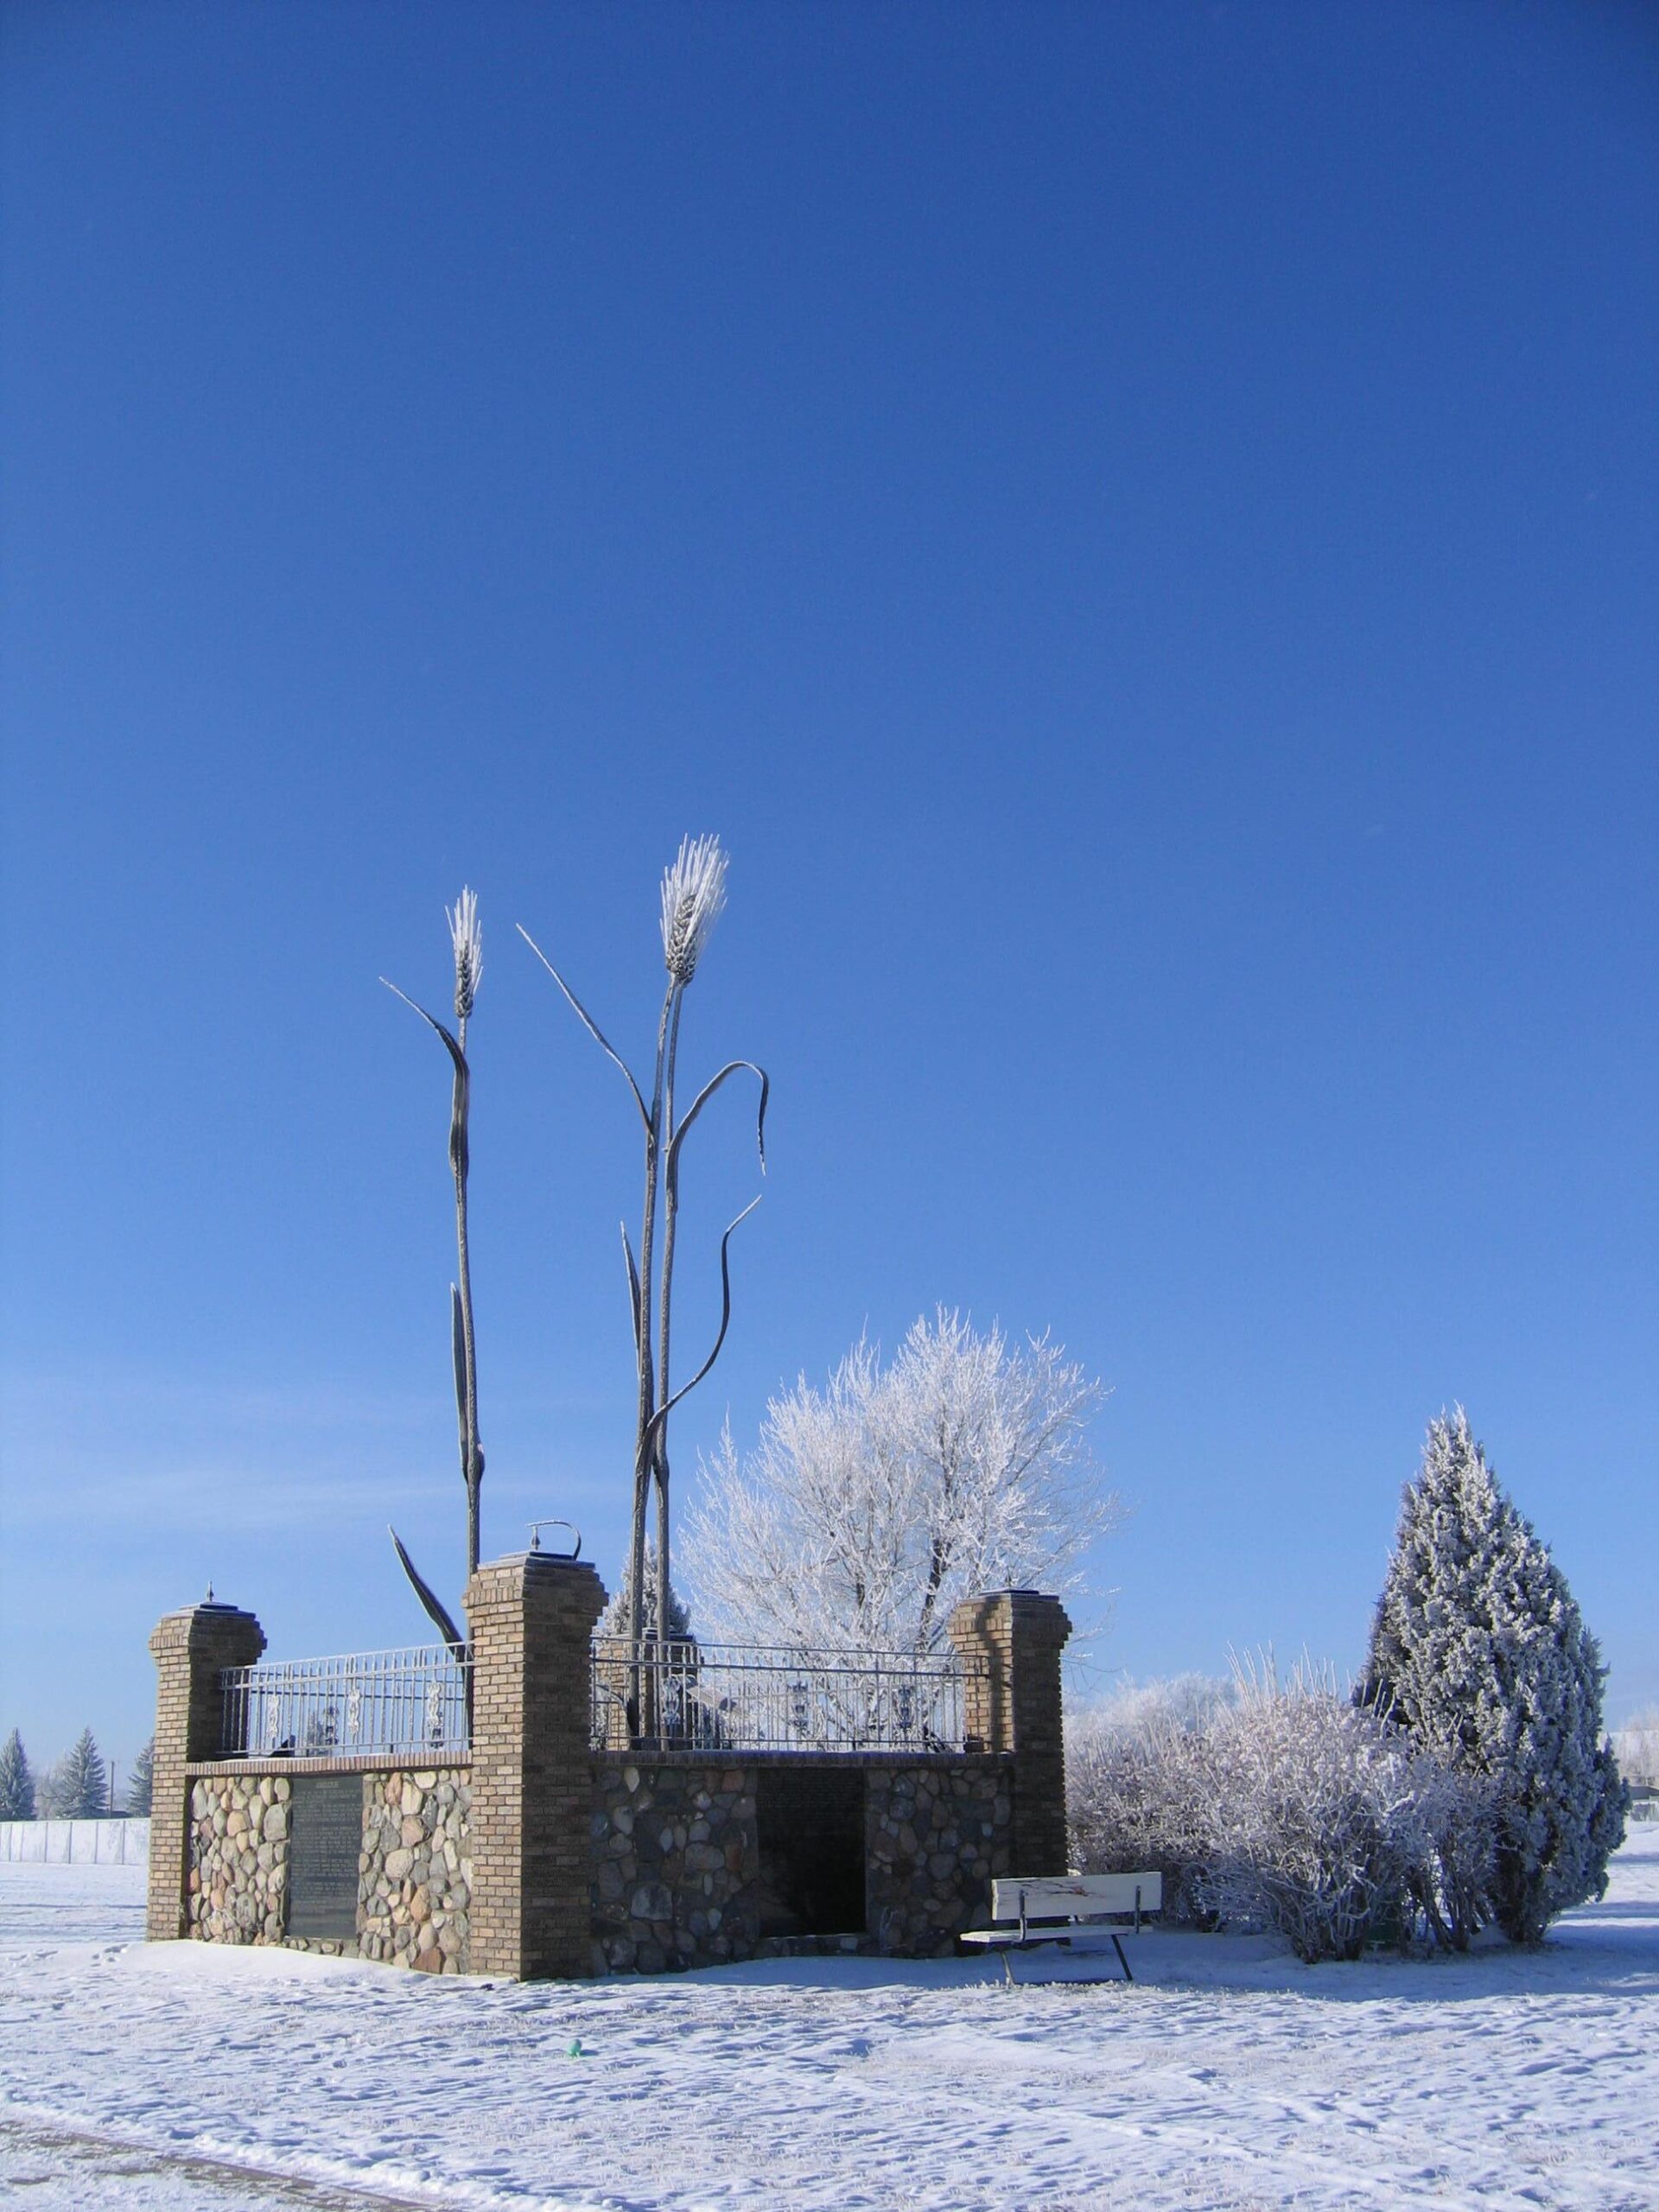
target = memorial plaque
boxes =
[286,1776,364,1942]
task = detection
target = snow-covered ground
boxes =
[2,1832,1656,2211]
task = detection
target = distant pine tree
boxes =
[125,1737,155,1816]
[1358,1408,1628,1944]
[0,1729,35,1821]
[44,1728,109,1820]
[598,1548,694,1643]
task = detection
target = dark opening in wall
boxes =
[754,1766,867,1938]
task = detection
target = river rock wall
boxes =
[189,1773,289,1944]
[359,1767,473,1973]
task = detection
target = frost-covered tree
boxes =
[124,1738,155,1816]
[683,1309,1117,1653]
[0,1730,35,1821]
[41,1729,108,1819]
[1357,1408,1627,1945]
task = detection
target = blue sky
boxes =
[3,2,1656,1785]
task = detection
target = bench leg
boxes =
[1112,1934,1133,1983]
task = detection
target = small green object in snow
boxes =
[568,2037,583,2057]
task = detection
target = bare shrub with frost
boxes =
[1067,1677,1229,1922]
[1068,1662,1496,1956]
[1188,1656,1430,1963]
[683,1309,1116,1654]
[1407,1751,1499,1952]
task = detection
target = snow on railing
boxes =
[219,1645,471,1761]
[590,1637,984,1756]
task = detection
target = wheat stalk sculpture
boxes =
[380,887,486,1652]
[519,836,766,1658]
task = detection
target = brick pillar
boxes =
[146,1599,265,1941]
[464,1551,607,1980]
[947,1590,1072,1876]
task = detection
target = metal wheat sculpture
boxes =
[380,888,485,1653]
[518,836,767,1656]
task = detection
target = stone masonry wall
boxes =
[189,1774,289,1944]
[588,1755,1014,1970]
[867,1763,1012,1955]
[358,1768,472,1973]
[590,1761,760,1973]
[186,1766,470,1967]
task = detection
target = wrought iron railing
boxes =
[590,1637,982,1755]
[219,1645,471,1761]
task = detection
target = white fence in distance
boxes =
[0,1817,151,1864]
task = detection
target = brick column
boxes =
[948,1590,1072,1876]
[464,1551,607,1980]
[146,1599,265,1941]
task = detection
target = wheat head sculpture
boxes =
[519,836,767,1655]
[380,887,485,1653]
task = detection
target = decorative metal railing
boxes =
[590,1637,983,1755]
[219,1645,471,1761]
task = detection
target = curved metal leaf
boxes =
[665,1060,769,1200]
[515,925,650,1129]
[388,1525,467,1656]
[620,1222,642,1360]
[380,977,466,1072]
[643,1192,762,1452]
[380,977,471,1178]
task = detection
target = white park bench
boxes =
[960,1872,1163,1982]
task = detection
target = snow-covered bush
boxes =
[1070,1659,1501,1961]
[1357,1408,1628,1945]
[1406,1750,1498,1951]
[1067,1677,1230,1922]
[1189,1658,1431,1963]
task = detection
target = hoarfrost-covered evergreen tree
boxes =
[683,1309,1116,1653]
[0,1729,35,1820]
[41,1728,108,1820]
[597,1552,694,1644]
[125,1737,155,1816]
[1357,1408,1627,1945]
